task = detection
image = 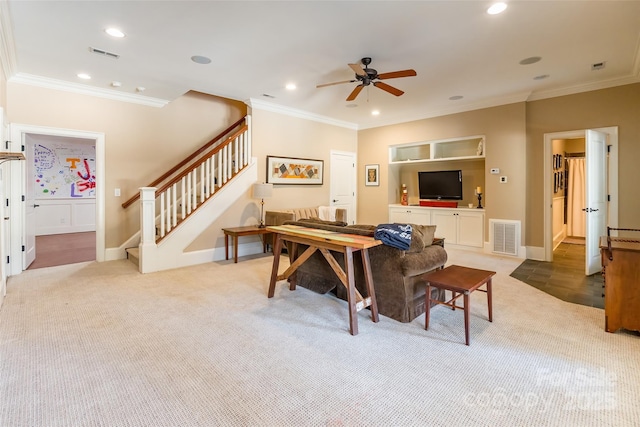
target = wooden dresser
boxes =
[600,230,640,333]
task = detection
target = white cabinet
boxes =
[389,204,484,249]
[389,135,485,164]
[389,206,430,225]
[431,209,484,248]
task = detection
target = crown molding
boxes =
[0,1,18,80]
[9,73,170,108]
[526,74,640,102]
[357,91,533,130]
[246,97,358,130]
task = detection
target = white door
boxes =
[585,130,607,275]
[24,139,36,268]
[330,151,356,224]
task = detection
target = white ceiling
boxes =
[5,1,640,129]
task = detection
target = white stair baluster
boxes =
[159,192,165,238]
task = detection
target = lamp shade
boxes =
[252,183,273,199]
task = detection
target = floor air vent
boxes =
[490,219,520,256]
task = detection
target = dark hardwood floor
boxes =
[510,240,604,309]
[27,232,96,270]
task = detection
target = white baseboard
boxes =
[526,246,545,261]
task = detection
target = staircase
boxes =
[123,115,256,273]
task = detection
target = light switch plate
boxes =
[115,188,121,197]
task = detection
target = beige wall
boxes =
[7,84,246,247]
[186,107,357,251]
[357,103,527,238]
[526,83,640,247]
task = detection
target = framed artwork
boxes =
[365,164,379,186]
[266,156,323,185]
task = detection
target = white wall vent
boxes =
[490,219,521,256]
[88,47,120,59]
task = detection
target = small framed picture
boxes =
[365,164,379,186]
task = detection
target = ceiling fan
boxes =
[316,57,417,101]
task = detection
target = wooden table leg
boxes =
[233,235,239,263]
[224,233,229,260]
[361,248,379,323]
[464,293,470,346]
[344,247,358,336]
[487,278,493,322]
[267,234,283,298]
[425,284,432,330]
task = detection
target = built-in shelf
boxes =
[389,135,485,164]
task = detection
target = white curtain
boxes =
[566,158,586,237]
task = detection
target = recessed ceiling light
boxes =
[136,87,145,92]
[487,2,507,15]
[285,83,297,90]
[371,110,380,116]
[105,28,125,38]
[111,81,122,87]
[77,73,91,80]
[533,74,550,80]
[191,55,211,65]
[449,95,464,101]
[520,56,542,65]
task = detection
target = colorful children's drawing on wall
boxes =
[34,143,96,198]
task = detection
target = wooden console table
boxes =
[267,225,382,335]
[600,230,640,333]
[222,225,272,263]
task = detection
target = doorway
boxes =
[8,124,105,276]
[329,150,357,224]
[543,127,618,272]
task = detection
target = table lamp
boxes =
[253,182,273,228]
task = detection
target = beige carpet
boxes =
[1,249,639,426]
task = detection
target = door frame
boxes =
[8,124,105,275]
[543,126,618,262]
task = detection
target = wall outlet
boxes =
[490,168,500,174]
[500,176,508,183]
[114,188,121,197]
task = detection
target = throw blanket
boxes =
[318,206,337,221]
[374,223,412,250]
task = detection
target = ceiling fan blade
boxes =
[377,69,417,80]
[346,85,364,101]
[316,80,356,88]
[374,81,404,97]
[348,63,367,76]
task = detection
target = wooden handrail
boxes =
[154,124,248,195]
[122,116,246,208]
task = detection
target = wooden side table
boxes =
[423,265,495,345]
[222,225,273,263]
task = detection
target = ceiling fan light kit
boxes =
[317,57,416,101]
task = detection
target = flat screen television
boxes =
[418,170,463,200]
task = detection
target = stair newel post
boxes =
[139,187,158,273]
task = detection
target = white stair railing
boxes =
[140,119,251,243]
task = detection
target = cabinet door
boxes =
[431,210,457,243]
[457,211,484,248]
[409,209,431,226]
[389,208,412,223]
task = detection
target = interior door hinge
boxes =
[607,194,611,202]
[6,256,9,264]
[4,140,9,150]
[21,195,25,202]
[5,198,8,207]
[21,245,25,252]
[607,145,611,153]
[21,144,25,152]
